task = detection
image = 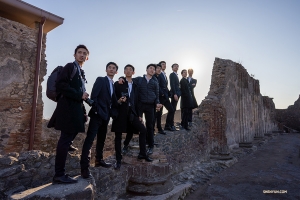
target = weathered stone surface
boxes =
[198,58,277,155]
[0,15,47,154]
[0,164,24,178]
[9,176,95,200]
[0,156,18,166]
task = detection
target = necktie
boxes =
[164,72,168,84]
[110,79,114,97]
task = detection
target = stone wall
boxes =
[1,114,210,199]
[200,58,277,153]
[0,16,47,154]
[276,95,300,132]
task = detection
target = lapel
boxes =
[105,76,111,98]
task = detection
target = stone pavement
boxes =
[184,133,300,200]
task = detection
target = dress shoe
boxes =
[81,169,92,179]
[147,147,153,155]
[184,127,191,131]
[114,161,121,170]
[52,174,78,184]
[68,145,78,151]
[122,145,129,154]
[137,154,153,162]
[164,126,175,131]
[94,159,112,168]
[158,130,167,135]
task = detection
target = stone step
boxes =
[9,176,95,200]
[127,178,174,196]
[239,142,253,148]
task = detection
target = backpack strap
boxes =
[70,64,77,80]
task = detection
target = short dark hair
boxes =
[156,64,162,68]
[159,61,166,65]
[124,64,135,72]
[171,63,178,68]
[181,69,187,74]
[147,64,156,70]
[74,44,89,55]
[106,62,118,71]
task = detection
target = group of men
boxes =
[48,44,198,184]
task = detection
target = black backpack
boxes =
[46,65,77,102]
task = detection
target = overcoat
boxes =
[48,62,86,133]
[189,78,198,109]
[111,79,139,133]
[169,72,181,97]
[180,77,193,109]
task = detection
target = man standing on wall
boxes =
[155,61,175,134]
[180,69,193,131]
[187,68,198,125]
[80,62,118,179]
[169,63,181,131]
[112,64,153,170]
[48,44,89,184]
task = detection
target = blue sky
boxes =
[23,0,300,118]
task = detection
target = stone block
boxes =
[9,176,95,200]
[0,164,24,178]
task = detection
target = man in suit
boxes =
[169,63,181,131]
[187,68,198,125]
[117,64,162,155]
[111,64,153,170]
[180,69,193,131]
[80,62,118,179]
[48,44,89,184]
[155,61,175,134]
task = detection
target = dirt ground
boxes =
[185,133,300,200]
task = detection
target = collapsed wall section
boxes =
[0,16,47,154]
[276,95,300,132]
[199,58,277,152]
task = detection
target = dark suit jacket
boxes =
[111,80,139,133]
[180,77,193,109]
[169,72,181,98]
[88,76,117,121]
[156,73,170,104]
[48,62,86,133]
[189,78,198,108]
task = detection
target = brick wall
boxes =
[0,16,47,154]
[201,58,277,152]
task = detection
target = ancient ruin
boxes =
[0,1,289,199]
[1,56,281,199]
[0,0,63,154]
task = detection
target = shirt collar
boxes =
[106,76,113,83]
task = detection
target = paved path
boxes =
[185,133,300,200]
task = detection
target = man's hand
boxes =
[118,96,127,104]
[82,92,89,100]
[118,78,125,84]
[84,114,88,122]
[174,94,178,101]
[139,117,145,125]
[156,104,162,111]
[192,83,196,86]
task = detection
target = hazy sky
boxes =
[23,0,300,119]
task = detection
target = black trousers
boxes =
[55,131,78,177]
[156,98,175,130]
[115,114,147,162]
[188,109,193,123]
[80,116,109,170]
[171,96,180,126]
[181,108,192,128]
[139,103,155,148]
